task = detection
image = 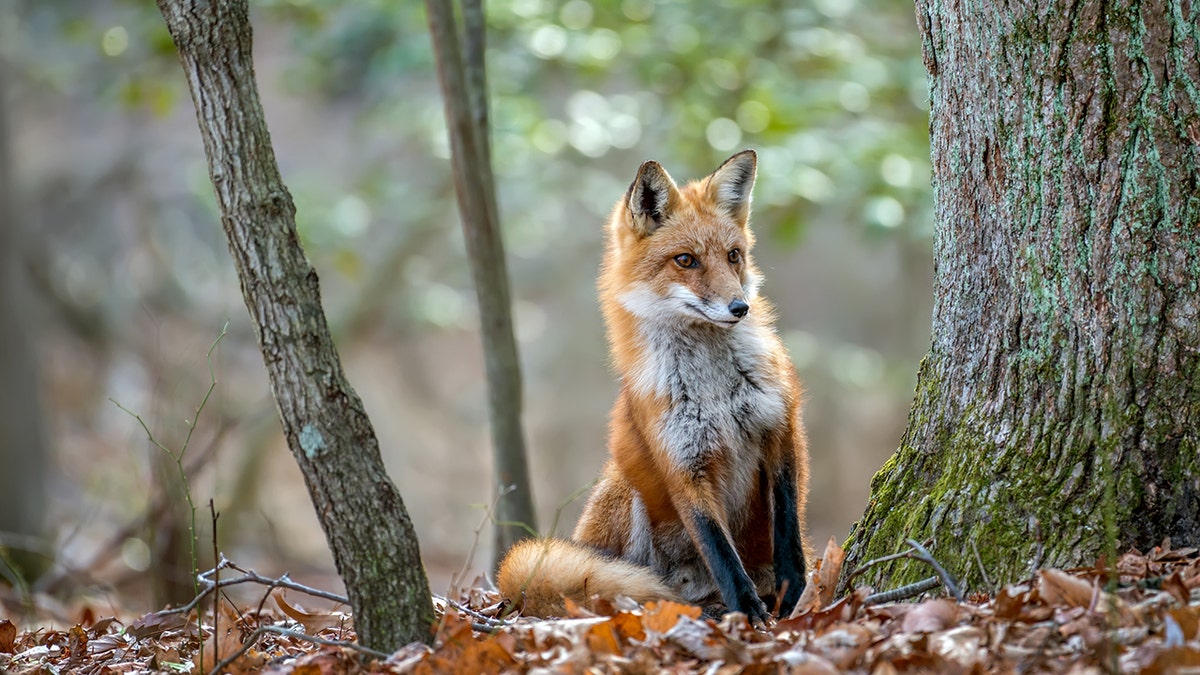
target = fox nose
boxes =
[728,298,749,318]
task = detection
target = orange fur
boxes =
[496,539,680,616]
[497,150,811,619]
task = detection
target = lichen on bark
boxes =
[843,0,1200,593]
[155,0,435,649]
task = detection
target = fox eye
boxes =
[728,249,741,264]
[674,253,699,269]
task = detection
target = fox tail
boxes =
[496,538,678,617]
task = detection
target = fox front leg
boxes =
[681,505,771,625]
[772,456,807,615]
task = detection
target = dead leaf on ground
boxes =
[192,625,266,675]
[274,591,346,634]
[641,601,703,634]
[0,619,15,653]
[65,624,87,661]
[585,621,622,655]
[1037,568,1094,608]
[900,598,957,634]
[127,610,188,640]
[790,536,845,617]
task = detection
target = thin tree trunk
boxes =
[154,0,433,649]
[844,0,1200,591]
[0,49,50,585]
[424,0,537,562]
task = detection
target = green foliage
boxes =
[14,0,931,334]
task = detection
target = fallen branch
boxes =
[971,539,994,592]
[844,538,964,603]
[162,557,348,618]
[845,538,932,588]
[906,539,963,601]
[435,596,511,628]
[863,576,941,606]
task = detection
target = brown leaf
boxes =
[586,621,622,655]
[610,611,646,642]
[192,626,265,675]
[1036,568,1094,608]
[641,601,702,634]
[791,537,845,617]
[88,616,120,636]
[1162,571,1192,605]
[899,599,957,634]
[66,624,87,661]
[448,632,517,675]
[777,589,866,634]
[128,610,188,640]
[993,584,1031,621]
[273,591,345,634]
[0,618,15,653]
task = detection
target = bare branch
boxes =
[906,539,963,602]
[160,558,349,618]
[863,576,941,606]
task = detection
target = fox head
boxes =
[601,149,763,328]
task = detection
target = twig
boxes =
[39,421,231,595]
[436,596,511,627]
[1030,518,1045,576]
[864,576,941,606]
[971,539,993,592]
[906,539,963,601]
[206,624,388,675]
[162,558,348,617]
[845,538,933,588]
[450,486,513,597]
[109,321,230,611]
[844,538,962,603]
[207,501,220,675]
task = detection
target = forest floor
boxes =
[2,541,1199,674]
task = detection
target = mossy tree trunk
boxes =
[155,0,434,649]
[844,0,1200,591]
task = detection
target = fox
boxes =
[497,149,812,623]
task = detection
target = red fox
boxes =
[498,150,811,623]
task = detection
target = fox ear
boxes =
[707,149,757,224]
[626,160,679,237]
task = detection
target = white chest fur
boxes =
[628,315,788,520]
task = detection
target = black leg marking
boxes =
[773,460,807,615]
[690,508,769,624]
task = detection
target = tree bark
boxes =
[845,0,1200,591]
[0,49,50,585]
[424,0,537,562]
[155,0,433,649]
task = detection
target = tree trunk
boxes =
[844,0,1200,591]
[0,48,50,586]
[155,0,433,649]
[424,0,537,563]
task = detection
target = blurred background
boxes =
[0,0,933,614]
